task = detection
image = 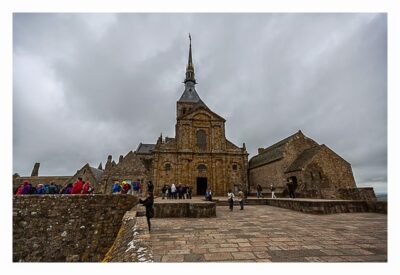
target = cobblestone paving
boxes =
[148,204,387,262]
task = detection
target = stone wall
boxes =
[264,198,387,214]
[153,201,216,218]
[102,209,153,262]
[336,187,377,201]
[13,194,138,262]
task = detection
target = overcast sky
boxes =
[13,13,387,193]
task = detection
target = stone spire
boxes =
[184,33,196,84]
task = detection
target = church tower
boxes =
[176,34,207,118]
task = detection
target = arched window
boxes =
[196,129,207,150]
[164,163,172,171]
[197,164,207,173]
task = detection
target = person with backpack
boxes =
[112,181,121,194]
[139,192,154,232]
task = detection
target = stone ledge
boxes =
[153,200,216,218]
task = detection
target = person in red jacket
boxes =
[82,181,91,194]
[71,177,84,194]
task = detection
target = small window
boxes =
[310,172,314,180]
[196,130,207,150]
[182,107,186,115]
[165,163,172,171]
[319,172,322,179]
[232,164,238,171]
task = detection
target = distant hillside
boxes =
[376,193,387,201]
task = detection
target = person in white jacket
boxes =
[171,183,177,199]
[227,189,235,211]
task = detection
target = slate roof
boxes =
[285,146,322,173]
[178,82,208,108]
[249,131,303,168]
[136,143,156,154]
[89,166,104,181]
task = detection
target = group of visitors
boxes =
[226,188,245,211]
[161,183,192,200]
[15,177,94,195]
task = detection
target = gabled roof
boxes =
[136,143,156,154]
[249,131,304,168]
[89,166,104,182]
[285,145,322,173]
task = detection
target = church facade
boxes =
[150,38,248,196]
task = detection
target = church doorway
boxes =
[196,177,207,196]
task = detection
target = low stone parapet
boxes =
[153,200,216,218]
[264,198,387,214]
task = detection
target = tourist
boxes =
[21,181,30,195]
[287,179,295,198]
[137,180,142,194]
[71,177,84,194]
[178,184,184,199]
[15,184,24,195]
[61,183,73,194]
[271,184,277,199]
[161,185,167,199]
[256,184,263,198]
[139,192,154,232]
[49,182,58,194]
[171,183,177,199]
[187,185,192,199]
[112,181,121,194]
[36,184,46,194]
[167,184,172,199]
[228,189,235,211]
[237,189,244,210]
[147,180,154,194]
[82,181,91,194]
[121,181,131,194]
[205,188,212,201]
[133,180,139,195]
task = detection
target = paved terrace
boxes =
[147,197,387,262]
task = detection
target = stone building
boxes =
[65,163,104,193]
[248,130,376,200]
[100,149,153,194]
[148,37,248,196]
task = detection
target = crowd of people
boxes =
[160,183,193,200]
[14,177,94,195]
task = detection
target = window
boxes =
[232,164,238,171]
[197,164,207,173]
[196,130,207,150]
[165,163,172,171]
[310,172,314,180]
[182,107,186,115]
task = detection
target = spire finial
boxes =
[185,33,196,84]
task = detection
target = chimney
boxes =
[31,162,40,176]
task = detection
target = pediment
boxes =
[181,106,225,122]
